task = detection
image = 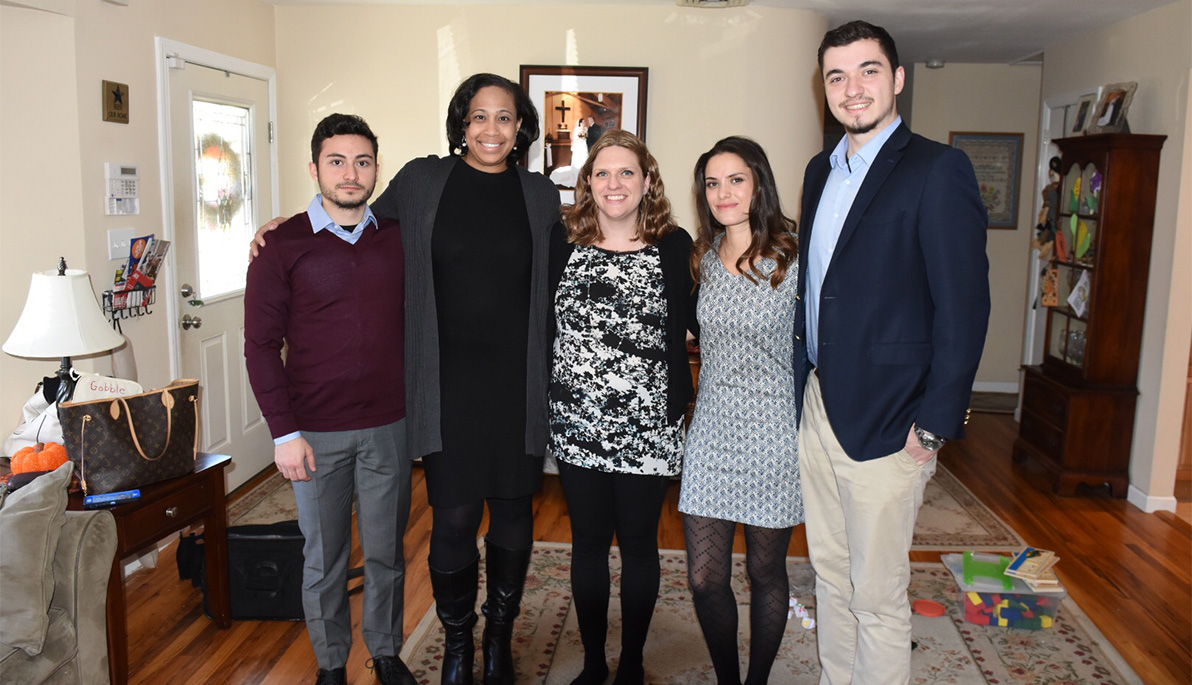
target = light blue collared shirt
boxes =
[306,193,378,245]
[806,117,902,367]
[273,194,380,447]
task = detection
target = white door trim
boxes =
[154,37,279,379]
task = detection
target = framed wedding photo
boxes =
[949,132,1024,229]
[1087,82,1137,134]
[519,65,648,196]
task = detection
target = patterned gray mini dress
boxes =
[549,244,684,476]
[678,242,803,528]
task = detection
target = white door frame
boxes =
[154,37,279,379]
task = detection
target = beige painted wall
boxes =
[1,6,89,420]
[274,4,827,231]
[0,1,275,442]
[911,63,1043,387]
[1041,0,1192,506]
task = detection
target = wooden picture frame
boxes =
[949,132,1025,229]
[1087,82,1137,134]
[519,65,648,196]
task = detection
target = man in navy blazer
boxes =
[795,21,990,684]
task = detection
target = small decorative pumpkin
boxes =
[10,442,69,474]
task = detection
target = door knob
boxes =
[180,283,194,298]
[182,314,203,330]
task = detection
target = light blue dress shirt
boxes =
[806,117,902,368]
[273,195,380,447]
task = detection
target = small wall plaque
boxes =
[102,80,129,124]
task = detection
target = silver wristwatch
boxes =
[914,426,946,452]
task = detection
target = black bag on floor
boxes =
[177,520,306,621]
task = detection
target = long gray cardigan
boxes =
[371,155,561,460]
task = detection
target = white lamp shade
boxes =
[3,269,126,358]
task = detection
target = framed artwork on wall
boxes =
[519,65,648,198]
[949,132,1024,229]
[1087,82,1137,134]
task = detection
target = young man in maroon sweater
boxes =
[245,114,414,685]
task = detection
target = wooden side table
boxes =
[68,453,232,685]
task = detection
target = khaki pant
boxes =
[800,372,935,685]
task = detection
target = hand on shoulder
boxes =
[248,215,291,261]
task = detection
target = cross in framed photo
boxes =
[519,65,647,201]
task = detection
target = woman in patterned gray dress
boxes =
[548,131,697,685]
[678,136,801,685]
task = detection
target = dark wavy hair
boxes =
[445,73,539,165]
[311,113,378,163]
[818,20,900,73]
[691,136,797,288]
[561,130,677,246]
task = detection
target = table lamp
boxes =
[3,258,126,403]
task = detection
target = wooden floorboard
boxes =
[122,413,1191,684]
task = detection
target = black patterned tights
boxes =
[684,514,794,685]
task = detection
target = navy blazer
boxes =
[794,123,991,461]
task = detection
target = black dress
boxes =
[423,162,544,507]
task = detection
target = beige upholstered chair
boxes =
[1,464,118,684]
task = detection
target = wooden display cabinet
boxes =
[1014,133,1165,496]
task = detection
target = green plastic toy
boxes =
[963,551,1013,590]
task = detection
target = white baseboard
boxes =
[973,381,1019,394]
[1126,484,1177,514]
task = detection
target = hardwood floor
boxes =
[123,413,1190,684]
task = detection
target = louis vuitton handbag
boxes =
[58,379,200,494]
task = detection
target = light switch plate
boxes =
[108,227,135,260]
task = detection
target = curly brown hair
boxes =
[560,130,678,246]
[690,136,797,288]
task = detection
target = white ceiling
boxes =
[264,0,1180,64]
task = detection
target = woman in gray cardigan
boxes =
[371,74,560,685]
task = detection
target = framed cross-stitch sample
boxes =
[949,132,1024,229]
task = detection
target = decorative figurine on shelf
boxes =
[1033,156,1061,261]
[1041,267,1059,307]
[1088,170,1103,214]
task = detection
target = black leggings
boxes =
[429,494,534,571]
[558,461,670,671]
[684,514,793,685]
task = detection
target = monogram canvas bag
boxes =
[58,379,199,494]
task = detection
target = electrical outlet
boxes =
[108,227,135,260]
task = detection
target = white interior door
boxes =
[165,54,274,491]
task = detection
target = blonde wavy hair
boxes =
[560,130,678,246]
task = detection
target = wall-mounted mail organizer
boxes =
[103,286,155,332]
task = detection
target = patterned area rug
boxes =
[400,543,1140,685]
[227,465,1023,551]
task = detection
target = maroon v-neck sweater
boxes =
[245,213,405,438]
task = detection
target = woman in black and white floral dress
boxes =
[548,130,697,685]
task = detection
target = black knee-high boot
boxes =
[430,558,480,685]
[481,540,532,685]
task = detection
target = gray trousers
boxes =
[292,419,410,669]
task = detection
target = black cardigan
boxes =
[548,223,699,423]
